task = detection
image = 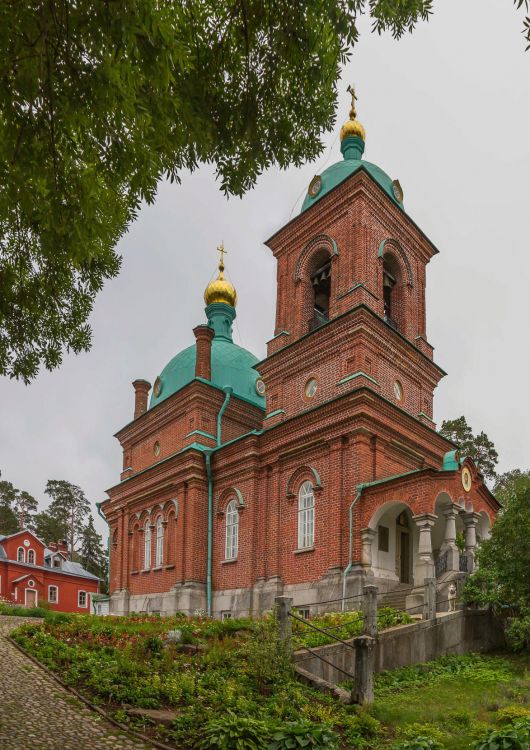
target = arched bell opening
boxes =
[308,249,332,330]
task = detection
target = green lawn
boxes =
[371,652,530,748]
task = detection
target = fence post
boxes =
[352,635,376,705]
[275,596,293,646]
[423,577,436,620]
[362,585,378,637]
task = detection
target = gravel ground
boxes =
[0,616,153,750]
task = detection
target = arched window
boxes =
[27,549,35,565]
[155,516,164,567]
[383,254,402,331]
[225,500,239,560]
[310,254,332,330]
[17,547,25,562]
[298,481,315,549]
[144,521,152,569]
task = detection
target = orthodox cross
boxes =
[346,84,357,118]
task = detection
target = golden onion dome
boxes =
[204,245,237,307]
[339,84,366,143]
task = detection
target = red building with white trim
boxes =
[102,93,499,618]
[0,530,100,612]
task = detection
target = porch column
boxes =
[441,503,460,572]
[360,528,377,568]
[412,513,437,584]
[462,512,480,571]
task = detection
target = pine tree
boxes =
[44,480,91,555]
[79,514,108,590]
[13,490,38,530]
[439,416,498,482]
[0,480,19,535]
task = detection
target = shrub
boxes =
[391,739,443,750]
[506,616,530,652]
[474,722,530,750]
[198,711,270,750]
[241,618,292,695]
[396,723,446,746]
[496,706,530,725]
[342,710,381,746]
[267,720,339,750]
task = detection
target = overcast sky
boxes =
[1,0,529,540]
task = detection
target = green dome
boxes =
[301,136,403,213]
[150,303,265,411]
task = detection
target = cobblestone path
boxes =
[0,617,153,750]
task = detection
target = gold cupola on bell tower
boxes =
[340,84,366,143]
[204,244,238,308]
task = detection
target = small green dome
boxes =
[150,303,265,411]
[301,136,403,213]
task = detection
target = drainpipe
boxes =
[341,488,363,611]
[217,387,232,446]
[96,501,110,597]
[205,386,233,617]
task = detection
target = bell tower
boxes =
[258,89,444,436]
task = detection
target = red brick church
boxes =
[101,92,499,618]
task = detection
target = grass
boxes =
[370,652,530,748]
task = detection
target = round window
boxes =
[153,377,162,398]
[307,175,322,198]
[255,378,266,396]
[23,539,30,547]
[153,441,161,457]
[304,378,318,398]
[394,380,403,401]
[28,580,35,587]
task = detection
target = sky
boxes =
[1,0,529,540]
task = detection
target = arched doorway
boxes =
[396,511,412,584]
[368,501,416,584]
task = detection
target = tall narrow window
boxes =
[144,521,152,569]
[225,500,239,560]
[17,547,24,562]
[155,516,164,567]
[298,481,315,549]
[27,549,35,565]
[310,260,331,330]
[383,254,402,331]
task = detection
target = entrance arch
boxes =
[367,501,417,584]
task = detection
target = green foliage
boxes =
[241,617,292,694]
[42,479,91,553]
[464,481,530,646]
[493,470,530,508]
[198,711,269,750]
[0,0,436,380]
[79,514,108,587]
[391,739,442,750]
[267,720,339,750]
[292,607,412,649]
[439,416,498,481]
[473,720,530,750]
[396,723,446,745]
[505,617,530,652]
[0,476,37,533]
[496,706,530,725]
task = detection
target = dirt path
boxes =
[0,617,153,750]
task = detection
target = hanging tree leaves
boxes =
[0,1,436,381]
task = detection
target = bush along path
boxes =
[0,616,153,750]
[7,610,530,750]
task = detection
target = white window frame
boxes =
[27,548,35,565]
[155,516,164,567]
[17,546,25,563]
[225,500,239,561]
[48,585,58,604]
[78,590,88,608]
[297,481,315,550]
[221,611,232,621]
[144,521,152,569]
[297,607,311,620]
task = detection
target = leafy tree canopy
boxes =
[1,1,437,381]
[465,478,530,648]
[439,416,499,482]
